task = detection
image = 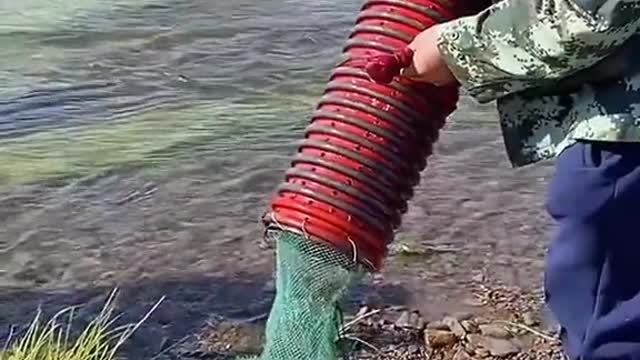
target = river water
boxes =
[0,0,555,357]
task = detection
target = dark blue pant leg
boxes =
[545,141,640,360]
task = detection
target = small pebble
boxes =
[395,311,412,328]
[522,311,539,326]
[475,348,491,358]
[453,348,473,360]
[426,320,450,331]
[443,316,467,338]
[410,312,425,330]
[453,312,474,321]
[356,306,369,318]
[425,329,457,348]
[479,324,512,339]
[462,297,485,307]
[461,319,478,333]
[469,334,520,357]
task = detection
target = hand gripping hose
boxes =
[263,0,484,270]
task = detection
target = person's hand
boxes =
[401,25,457,86]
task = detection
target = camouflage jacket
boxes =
[437,0,640,167]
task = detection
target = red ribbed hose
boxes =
[263,0,482,270]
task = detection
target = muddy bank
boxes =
[164,277,564,360]
[0,104,557,359]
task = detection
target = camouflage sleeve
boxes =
[437,0,640,103]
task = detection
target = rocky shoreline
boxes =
[162,279,566,360]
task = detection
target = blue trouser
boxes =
[545,140,640,360]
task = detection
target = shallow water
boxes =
[0,0,555,357]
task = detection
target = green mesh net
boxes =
[242,229,365,360]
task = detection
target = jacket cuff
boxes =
[436,18,497,103]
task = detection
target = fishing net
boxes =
[242,229,365,360]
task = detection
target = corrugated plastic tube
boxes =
[263,0,479,270]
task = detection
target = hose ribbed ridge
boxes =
[264,0,476,270]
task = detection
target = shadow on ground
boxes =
[0,271,412,359]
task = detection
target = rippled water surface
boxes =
[0,1,555,357]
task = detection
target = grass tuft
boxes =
[0,289,164,360]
